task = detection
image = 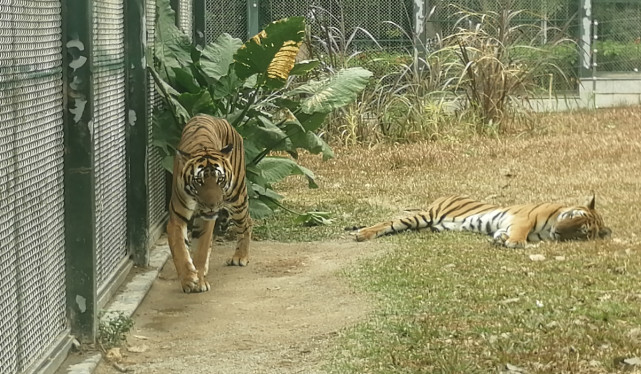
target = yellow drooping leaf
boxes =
[251,30,267,45]
[267,40,302,81]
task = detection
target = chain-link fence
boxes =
[0,0,177,372]
[205,0,247,42]
[592,0,641,73]
[93,0,129,290]
[260,0,414,48]
[426,0,579,42]
[147,0,169,243]
[177,0,194,39]
[0,1,67,372]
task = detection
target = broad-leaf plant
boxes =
[150,0,372,219]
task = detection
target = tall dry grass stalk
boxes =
[441,3,574,132]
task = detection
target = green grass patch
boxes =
[252,199,393,242]
[329,233,641,373]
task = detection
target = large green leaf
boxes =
[234,17,306,89]
[237,117,290,150]
[210,68,245,100]
[257,156,318,188]
[301,132,334,160]
[294,211,333,226]
[154,0,192,82]
[172,67,200,93]
[152,109,182,156]
[249,198,277,219]
[247,181,283,219]
[200,33,244,81]
[296,111,329,132]
[148,66,191,124]
[283,122,333,160]
[162,155,175,173]
[278,113,333,160]
[289,60,321,76]
[288,67,373,114]
[249,181,285,201]
[177,89,216,116]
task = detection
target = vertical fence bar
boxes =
[125,0,151,267]
[247,0,259,38]
[170,0,179,17]
[194,0,206,48]
[62,0,98,342]
[579,0,593,78]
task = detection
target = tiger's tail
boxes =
[355,212,433,241]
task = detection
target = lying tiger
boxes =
[355,195,611,247]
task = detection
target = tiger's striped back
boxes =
[355,195,611,248]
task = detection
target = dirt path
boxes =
[95,239,379,374]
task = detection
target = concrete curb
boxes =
[63,245,171,374]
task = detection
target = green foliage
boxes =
[294,211,333,226]
[510,43,578,91]
[595,40,641,72]
[150,0,371,219]
[98,312,134,350]
[347,51,412,79]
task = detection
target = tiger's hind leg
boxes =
[226,215,251,266]
[190,217,215,292]
[356,213,431,241]
[355,221,395,241]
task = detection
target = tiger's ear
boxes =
[220,144,233,155]
[175,148,191,162]
[585,195,596,210]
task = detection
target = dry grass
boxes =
[282,107,641,237]
[266,106,641,373]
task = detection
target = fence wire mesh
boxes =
[592,0,641,72]
[260,0,414,48]
[0,1,66,373]
[205,0,247,42]
[147,0,168,237]
[177,0,193,40]
[427,0,578,40]
[93,0,128,288]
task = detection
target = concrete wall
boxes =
[531,74,641,112]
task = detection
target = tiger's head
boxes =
[553,195,611,241]
[178,144,234,216]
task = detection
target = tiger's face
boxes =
[180,145,234,218]
[553,196,611,241]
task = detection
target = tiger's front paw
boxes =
[226,255,249,266]
[194,275,211,293]
[504,239,526,249]
[179,270,199,293]
[492,229,509,246]
[181,272,210,293]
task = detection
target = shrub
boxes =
[150,0,371,218]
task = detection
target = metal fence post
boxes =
[247,0,259,39]
[413,0,427,56]
[125,0,151,266]
[62,0,98,342]
[194,0,206,47]
[579,0,593,78]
